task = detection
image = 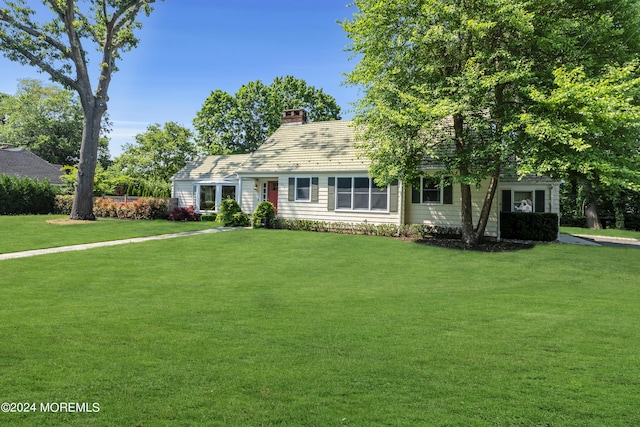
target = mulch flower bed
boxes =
[411,236,536,252]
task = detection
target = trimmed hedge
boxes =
[500,212,559,241]
[0,174,58,215]
[54,195,169,219]
[272,218,460,238]
[93,197,169,220]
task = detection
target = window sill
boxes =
[335,209,390,214]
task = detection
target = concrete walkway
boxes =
[2,229,638,260]
[0,227,243,261]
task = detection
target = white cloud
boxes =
[107,120,150,158]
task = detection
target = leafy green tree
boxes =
[0,0,160,220]
[0,79,110,166]
[194,75,341,154]
[343,0,640,243]
[519,64,640,229]
[111,122,196,182]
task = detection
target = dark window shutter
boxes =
[288,178,295,201]
[327,177,335,211]
[389,180,398,212]
[502,190,512,212]
[535,190,545,212]
[411,179,420,204]
[443,179,453,204]
[311,177,319,202]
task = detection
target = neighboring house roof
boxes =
[172,154,252,180]
[0,147,64,185]
[499,173,560,184]
[236,120,368,174]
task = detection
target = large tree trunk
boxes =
[585,200,602,230]
[459,165,500,245]
[70,102,103,220]
[454,113,479,245]
[474,165,501,240]
[581,181,602,230]
[460,182,477,245]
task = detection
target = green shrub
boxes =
[168,206,199,221]
[625,213,640,231]
[54,195,74,215]
[232,211,250,227]
[217,198,249,226]
[252,201,276,228]
[201,213,217,222]
[560,214,587,228]
[271,218,460,238]
[0,174,58,215]
[93,197,169,220]
[500,212,559,241]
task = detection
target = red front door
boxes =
[267,181,278,212]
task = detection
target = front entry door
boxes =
[267,181,278,212]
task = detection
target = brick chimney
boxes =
[282,108,308,125]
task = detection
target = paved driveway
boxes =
[558,233,640,248]
[571,234,640,248]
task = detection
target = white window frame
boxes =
[335,176,389,212]
[198,184,217,212]
[294,177,312,202]
[195,182,238,213]
[416,177,445,204]
[510,189,536,213]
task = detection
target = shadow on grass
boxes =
[413,236,536,252]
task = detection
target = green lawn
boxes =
[1,224,639,426]
[0,215,223,254]
[561,226,640,240]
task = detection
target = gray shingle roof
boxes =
[172,154,252,180]
[237,120,368,174]
[173,119,560,185]
[0,147,64,185]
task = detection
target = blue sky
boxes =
[0,1,360,157]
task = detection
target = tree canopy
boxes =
[111,122,196,182]
[0,0,159,220]
[0,79,110,166]
[343,0,640,242]
[194,75,342,154]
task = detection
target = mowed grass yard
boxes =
[0,215,223,254]
[1,217,639,426]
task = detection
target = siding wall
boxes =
[179,174,559,239]
[498,183,561,214]
[404,178,499,237]
[173,180,195,208]
[240,177,263,214]
[242,174,402,225]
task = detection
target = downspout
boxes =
[496,184,501,241]
[398,180,404,232]
[238,175,243,211]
